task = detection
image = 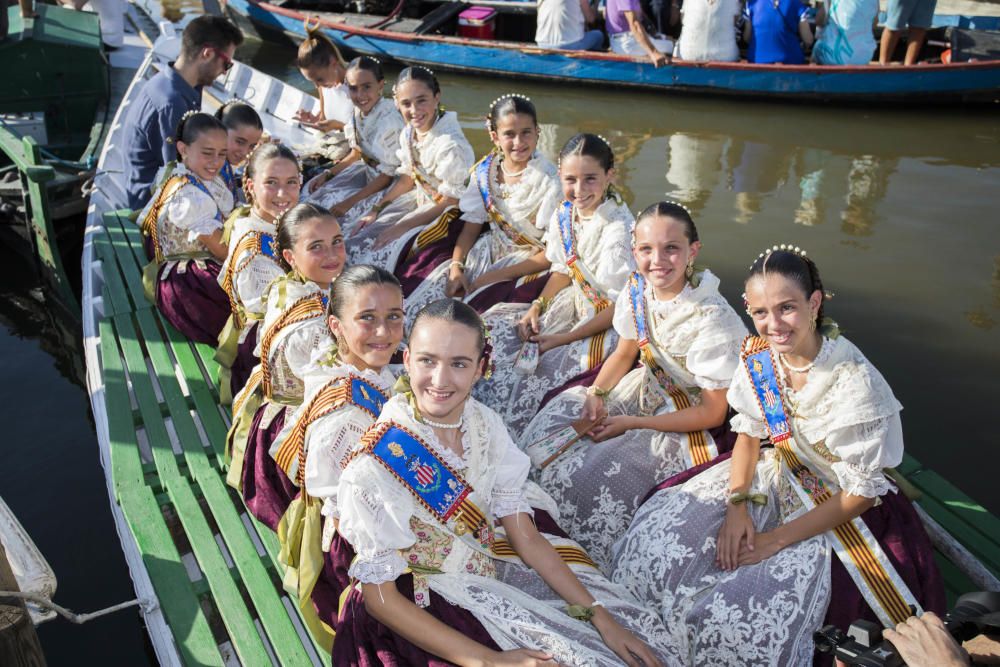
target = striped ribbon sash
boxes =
[475,154,545,252]
[259,293,328,398]
[221,231,279,328]
[271,376,388,485]
[405,124,446,204]
[743,336,920,627]
[628,271,716,467]
[411,206,462,253]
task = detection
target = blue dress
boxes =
[746,0,809,64]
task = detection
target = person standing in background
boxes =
[878,0,937,65]
[535,0,605,51]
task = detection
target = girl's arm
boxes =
[593,386,729,442]
[362,582,552,667]
[445,221,486,297]
[199,229,229,261]
[373,198,458,249]
[517,272,573,340]
[470,251,552,292]
[538,305,615,348]
[354,175,416,234]
[333,173,393,215]
[308,149,360,193]
[799,17,815,47]
[501,514,664,667]
[717,433,762,570]
[581,337,640,421]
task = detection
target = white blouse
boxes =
[457,152,560,245]
[611,269,747,391]
[152,163,235,256]
[344,97,405,178]
[256,278,331,403]
[337,395,533,585]
[321,82,354,125]
[396,111,475,204]
[543,196,636,303]
[218,211,283,319]
[728,335,905,498]
[298,356,396,521]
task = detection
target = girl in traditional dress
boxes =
[226,203,347,532]
[293,26,353,168]
[334,298,680,667]
[475,133,636,441]
[140,112,234,345]
[396,93,560,322]
[216,143,302,403]
[267,265,405,649]
[518,202,747,570]
[348,66,475,271]
[304,56,404,235]
[215,100,264,204]
[609,247,945,665]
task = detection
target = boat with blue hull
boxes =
[225,0,1000,104]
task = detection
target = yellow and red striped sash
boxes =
[410,206,462,255]
[492,538,598,569]
[259,294,326,398]
[272,378,353,484]
[139,175,187,263]
[220,230,281,329]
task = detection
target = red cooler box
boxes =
[458,6,497,39]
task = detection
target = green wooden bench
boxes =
[94,209,332,666]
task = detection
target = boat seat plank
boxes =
[99,318,151,494]
[118,486,224,667]
[94,230,140,318]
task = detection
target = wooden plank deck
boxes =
[89,205,1000,662]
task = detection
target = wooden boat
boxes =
[0,495,57,624]
[224,0,1000,105]
[74,4,1000,666]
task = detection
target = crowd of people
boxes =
[535,0,939,66]
[121,15,969,666]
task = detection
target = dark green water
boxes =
[1,18,996,665]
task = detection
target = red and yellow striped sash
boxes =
[259,294,326,398]
[221,231,280,328]
[139,175,187,264]
[272,378,352,484]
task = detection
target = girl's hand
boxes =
[737,530,782,567]
[307,172,331,195]
[592,610,665,667]
[531,332,565,354]
[445,267,470,298]
[590,415,633,442]
[375,224,407,249]
[581,394,606,423]
[482,648,559,667]
[717,503,755,571]
[517,306,542,341]
[330,201,353,218]
[354,210,379,235]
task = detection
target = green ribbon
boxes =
[393,374,425,423]
[728,492,769,506]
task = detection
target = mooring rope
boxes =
[0,590,157,625]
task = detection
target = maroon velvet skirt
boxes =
[155,259,230,346]
[240,403,295,531]
[466,272,549,314]
[230,321,259,400]
[394,214,466,297]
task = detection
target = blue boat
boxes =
[224,0,1000,104]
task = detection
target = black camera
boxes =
[814,591,1000,666]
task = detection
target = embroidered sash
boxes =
[411,206,462,254]
[742,335,920,627]
[475,154,545,251]
[271,375,389,484]
[221,230,280,328]
[139,175,188,263]
[628,271,717,467]
[259,292,328,399]
[556,201,612,313]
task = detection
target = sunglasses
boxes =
[207,46,234,72]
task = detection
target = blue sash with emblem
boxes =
[742,336,792,443]
[474,154,544,250]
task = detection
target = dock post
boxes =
[0,541,47,666]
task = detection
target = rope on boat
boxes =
[0,590,157,625]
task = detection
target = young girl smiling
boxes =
[305,56,404,235]
[477,133,636,440]
[216,143,302,402]
[140,112,235,345]
[333,299,680,666]
[519,202,747,569]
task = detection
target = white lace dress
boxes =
[337,394,684,666]
[348,111,475,269]
[609,335,906,665]
[400,151,561,323]
[519,270,747,570]
[475,197,636,441]
[304,97,405,236]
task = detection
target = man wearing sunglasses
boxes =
[123,15,244,210]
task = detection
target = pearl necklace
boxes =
[422,416,464,430]
[500,161,527,179]
[575,210,595,223]
[778,353,814,374]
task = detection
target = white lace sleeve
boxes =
[345,116,360,151]
[593,220,635,302]
[543,208,569,276]
[282,322,330,380]
[533,189,560,234]
[429,136,475,200]
[304,407,370,519]
[611,286,639,341]
[165,188,223,241]
[827,414,903,498]
[458,177,488,224]
[727,363,769,438]
[375,121,403,176]
[395,128,412,178]
[234,255,283,317]
[687,339,742,391]
[338,455,416,584]
[491,427,533,519]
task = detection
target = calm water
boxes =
[1,19,997,664]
